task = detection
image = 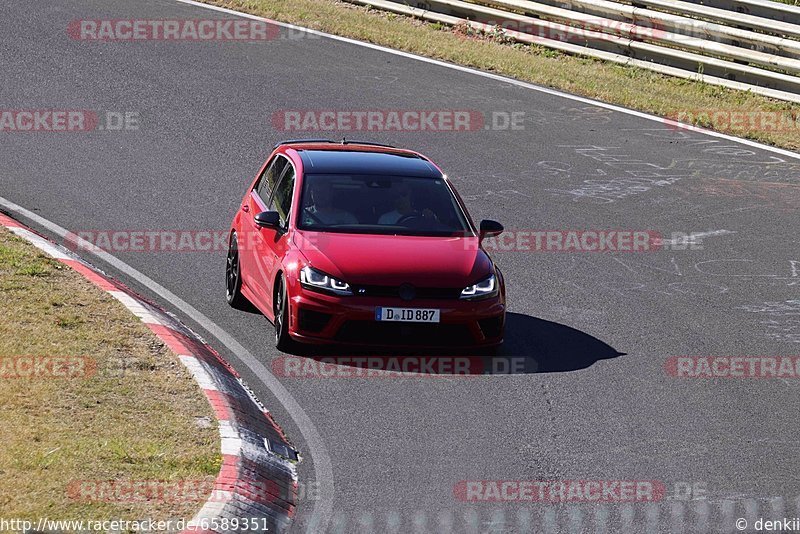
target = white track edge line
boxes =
[0,196,333,533]
[174,0,800,161]
[2,217,302,526]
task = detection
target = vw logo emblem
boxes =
[398,283,416,301]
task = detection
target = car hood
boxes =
[294,230,492,287]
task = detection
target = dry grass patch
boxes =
[0,228,219,526]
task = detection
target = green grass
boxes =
[0,229,220,528]
[200,0,800,151]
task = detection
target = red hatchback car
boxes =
[226,140,506,352]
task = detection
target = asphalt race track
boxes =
[2,1,800,532]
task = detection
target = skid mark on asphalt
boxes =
[736,299,800,343]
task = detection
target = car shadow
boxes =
[502,312,624,373]
[284,312,624,375]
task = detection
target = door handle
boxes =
[242,205,250,213]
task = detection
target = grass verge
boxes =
[200,0,799,152]
[0,228,220,526]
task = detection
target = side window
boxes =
[255,155,289,205]
[271,165,296,229]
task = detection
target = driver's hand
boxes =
[421,208,437,220]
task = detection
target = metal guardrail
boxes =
[530,0,800,55]
[347,0,800,103]
[697,0,800,25]
[622,0,800,38]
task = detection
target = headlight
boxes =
[300,266,352,296]
[460,274,498,300]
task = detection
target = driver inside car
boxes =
[305,182,358,225]
[378,184,437,225]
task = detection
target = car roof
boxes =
[282,143,442,178]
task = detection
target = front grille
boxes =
[297,308,332,333]
[335,320,474,346]
[353,285,462,300]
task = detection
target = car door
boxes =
[242,155,288,312]
[252,161,296,318]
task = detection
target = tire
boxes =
[225,232,249,309]
[274,275,295,352]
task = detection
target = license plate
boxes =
[375,307,440,323]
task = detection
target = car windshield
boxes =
[297,174,473,237]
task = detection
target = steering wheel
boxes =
[396,213,423,225]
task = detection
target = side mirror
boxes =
[479,219,504,240]
[254,210,281,229]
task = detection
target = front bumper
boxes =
[287,285,505,348]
